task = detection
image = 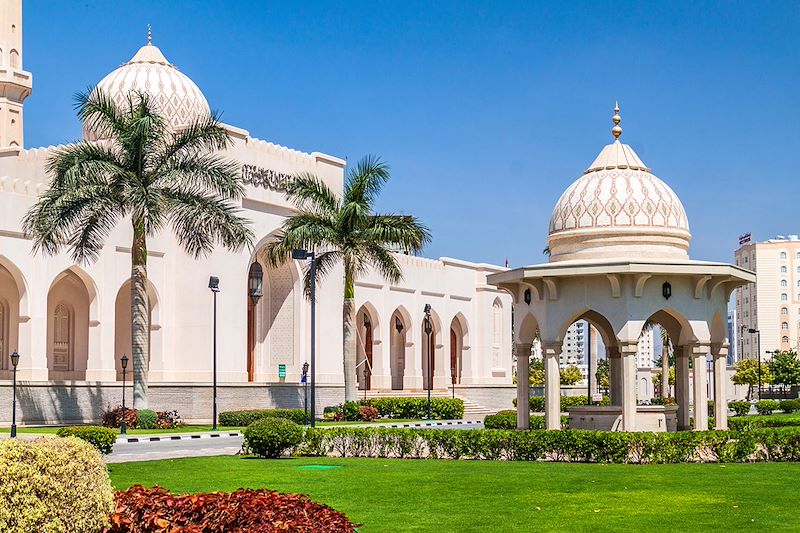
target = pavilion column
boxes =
[608,346,622,405]
[620,342,638,432]
[542,342,562,430]
[675,345,691,430]
[712,342,729,430]
[587,326,598,397]
[692,343,710,431]
[515,342,532,430]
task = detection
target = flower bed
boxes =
[106,485,356,532]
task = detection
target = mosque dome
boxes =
[84,32,210,141]
[547,105,691,262]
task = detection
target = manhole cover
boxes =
[296,465,342,470]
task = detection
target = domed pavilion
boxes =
[488,105,755,432]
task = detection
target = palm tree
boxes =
[23,89,254,408]
[266,156,430,402]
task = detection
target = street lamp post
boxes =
[209,276,220,431]
[293,249,317,428]
[423,304,432,420]
[302,361,309,425]
[10,351,20,438]
[120,354,129,435]
[748,328,761,400]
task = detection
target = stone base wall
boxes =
[0,382,347,425]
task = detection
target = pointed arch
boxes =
[114,278,160,378]
[556,308,617,350]
[390,305,412,390]
[421,307,443,390]
[47,268,95,380]
[356,302,380,390]
[449,312,469,385]
[0,257,25,375]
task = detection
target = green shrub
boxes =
[650,397,677,406]
[779,399,800,413]
[755,399,780,416]
[56,426,117,455]
[0,436,114,532]
[294,426,800,463]
[484,410,517,429]
[729,414,800,431]
[342,401,361,421]
[243,418,304,458]
[366,397,464,420]
[136,409,157,429]
[523,395,610,412]
[728,401,751,417]
[219,409,306,426]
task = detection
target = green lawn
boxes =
[108,456,800,532]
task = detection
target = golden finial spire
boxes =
[147,24,152,45]
[612,101,622,140]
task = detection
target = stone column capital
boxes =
[540,341,562,356]
[711,341,729,358]
[618,341,639,356]
[514,342,532,358]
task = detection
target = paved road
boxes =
[106,435,244,463]
[105,421,485,463]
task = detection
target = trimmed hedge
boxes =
[755,399,780,416]
[56,426,117,455]
[363,397,464,420]
[780,399,800,413]
[729,415,800,431]
[729,401,751,417]
[483,411,569,430]
[514,395,611,412]
[296,426,800,463]
[243,418,305,458]
[219,409,307,426]
[0,436,114,532]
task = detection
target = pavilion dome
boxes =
[547,105,691,262]
[83,35,210,141]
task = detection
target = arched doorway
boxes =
[449,314,469,385]
[114,279,159,378]
[0,263,21,377]
[47,270,92,380]
[245,250,299,382]
[390,307,411,390]
[356,304,379,391]
[421,309,441,390]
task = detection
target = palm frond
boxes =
[365,243,403,285]
[163,188,254,257]
[363,214,430,253]
[155,154,242,200]
[286,173,341,216]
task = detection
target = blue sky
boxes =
[23,1,800,266]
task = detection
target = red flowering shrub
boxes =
[358,406,379,421]
[106,485,357,532]
[101,406,137,429]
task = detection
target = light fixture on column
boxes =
[395,317,403,333]
[524,289,532,305]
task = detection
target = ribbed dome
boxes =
[84,42,210,141]
[547,135,691,263]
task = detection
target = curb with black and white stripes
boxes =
[116,432,240,444]
[380,420,484,429]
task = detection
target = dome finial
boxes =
[147,24,152,45]
[612,101,622,140]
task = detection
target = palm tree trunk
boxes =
[343,272,357,402]
[131,220,150,409]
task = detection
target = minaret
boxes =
[0,0,32,153]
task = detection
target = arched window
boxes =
[783,336,790,343]
[9,49,18,69]
[782,322,789,330]
[781,280,788,287]
[782,293,788,301]
[797,280,800,287]
[52,302,73,371]
[491,300,503,368]
[781,266,788,273]
[782,307,789,315]
[780,251,788,259]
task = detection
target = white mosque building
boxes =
[0,1,513,424]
